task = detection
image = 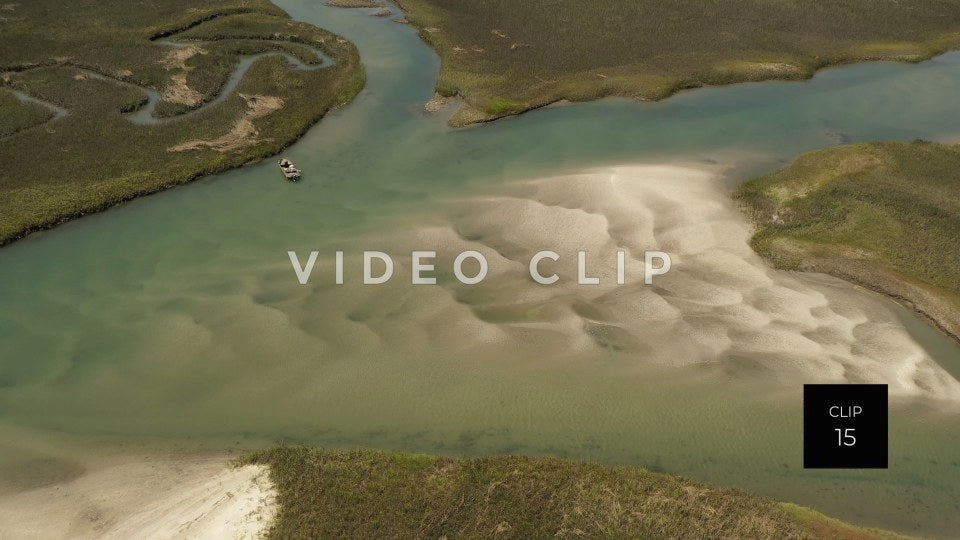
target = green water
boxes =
[2,1,960,536]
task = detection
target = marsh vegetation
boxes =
[247,447,908,539]
[0,0,364,245]
[737,140,960,343]
[396,0,960,125]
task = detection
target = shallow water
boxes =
[1,1,960,536]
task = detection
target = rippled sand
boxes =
[271,164,960,400]
[2,167,959,540]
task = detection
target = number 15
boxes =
[835,428,856,447]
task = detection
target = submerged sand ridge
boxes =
[1,167,958,536]
[287,164,960,400]
[2,164,956,447]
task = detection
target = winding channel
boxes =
[125,40,335,125]
[0,1,959,536]
[4,39,334,129]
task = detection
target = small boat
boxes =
[278,158,301,181]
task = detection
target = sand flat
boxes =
[285,164,960,400]
[0,455,276,539]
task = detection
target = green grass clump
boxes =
[484,97,524,116]
[244,446,908,539]
[0,0,365,245]
[395,0,960,125]
[736,140,960,340]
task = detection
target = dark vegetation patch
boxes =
[0,88,55,138]
[395,0,960,125]
[245,446,908,539]
[0,0,365,245]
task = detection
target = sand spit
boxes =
[0,456,276,539]
[424,92,452,113]
[285,164,960,400]
[159,45,208,107]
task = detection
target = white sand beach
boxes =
[0,454,276,539]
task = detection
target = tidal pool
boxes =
[1,1,960,536]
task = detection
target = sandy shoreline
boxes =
[0,454,276,539]
[766,249,960,348]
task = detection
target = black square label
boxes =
[803,384,888,469]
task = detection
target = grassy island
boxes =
[395,0,960,125]
[246,447,908,539]
[0,0,365,245]
[737,140,960,343]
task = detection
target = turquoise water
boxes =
[1,1,960,536]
